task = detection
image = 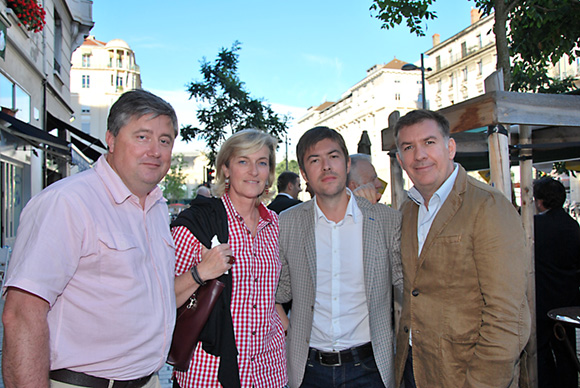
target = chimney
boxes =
[471,8,482,24]
[432,33,440,47]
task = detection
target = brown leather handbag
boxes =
[167,278,225,371]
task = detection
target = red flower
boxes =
[7,0,45,32]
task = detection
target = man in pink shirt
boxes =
[2,89,178,388]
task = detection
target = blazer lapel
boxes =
[357,197,378,302]
[300,200,318,289]
[418,167,467,269]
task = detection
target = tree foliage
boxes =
[181,41,289,166]
[275,159,300,177]
[370,0,579,93]
[162,154,187,201]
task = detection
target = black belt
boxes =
[49,369,154,388]
[309,342,374,367]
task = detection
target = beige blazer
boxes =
[394,166,531,388]
[276,196,402,388]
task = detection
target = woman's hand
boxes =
[196,244,233,282]
[175,243,234,307]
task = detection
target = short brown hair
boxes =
[296,126,349,172]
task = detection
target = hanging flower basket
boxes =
[6,0,46,33]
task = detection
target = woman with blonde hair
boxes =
[171,129,287,388]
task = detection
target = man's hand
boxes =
[2,288,51,388]
[353,182,381,204]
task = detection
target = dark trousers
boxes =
[300,346,384,387]
[537,319,579,388]
[403,346,417,388]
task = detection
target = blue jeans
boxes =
[300,347,385,388]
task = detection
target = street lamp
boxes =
[402,53,432,109]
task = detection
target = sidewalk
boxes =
[0,297,173,388]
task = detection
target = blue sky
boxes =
[91,1,476,152]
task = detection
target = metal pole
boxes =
[421,53,427,109]
[285,135,289,170]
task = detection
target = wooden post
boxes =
[390,152,406,210]
[387,111,406,210]
[519,124,538,388]
[485,69,512,200]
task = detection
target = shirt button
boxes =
[252,305,257,309]
[251,331,256,336]
[412,289,419,297]
[254,278,258,282]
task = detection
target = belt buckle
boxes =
[319,350,342,367]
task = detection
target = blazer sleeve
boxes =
[276,212,292,304]
[464,193,531,387]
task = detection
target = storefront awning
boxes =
[0,111,70,158]
[47,112,106,163]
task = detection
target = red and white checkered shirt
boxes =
[172,194,287,388]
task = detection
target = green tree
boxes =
[181,41,289,166]
[370,0,580,93]
[275,159,300,177]
[162,154,187,201]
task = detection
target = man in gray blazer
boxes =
[276,126,402,388]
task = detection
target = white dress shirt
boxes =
[309,189,371,351]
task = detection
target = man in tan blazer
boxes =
[276,126,402,388]
[393,110,530,388]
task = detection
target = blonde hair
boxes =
[213,129,277,203]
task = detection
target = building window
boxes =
[81,106,90,114]
[477,34,482,48]
[449,73,454,88]
[436,56,441,71]
[395,79,401,84]
[111,74,114,86]
[53,10,62,74]
[117,53,122,68]
[437,79,442,92]
[463,67,468,81]
[82,75,90,88]
[82,54,91,68]
[478,60,483,76]
[449,49,453,64]
[116,76,123,88]
[0,73,31,122]
[395,93,401,101]
[461,41,467,58]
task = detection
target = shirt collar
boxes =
[408,163,459,207]
[314,188,359,224]
[95,155,164,206]
[222,192,274,224]
[278,192,294,199]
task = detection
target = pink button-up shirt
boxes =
[4,156,176,380]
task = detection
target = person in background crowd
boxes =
[347,153,383,203]
[196,185,212,198]
[171,129,287,388]
[268,171,302,214]
[2,89,178,388]
[534,177,580,388]
[276,126,402,388]
[393,109,530,388]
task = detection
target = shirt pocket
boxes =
[97,232,143,290]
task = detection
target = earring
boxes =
[264,180,269,196]
[225,177,230,192]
